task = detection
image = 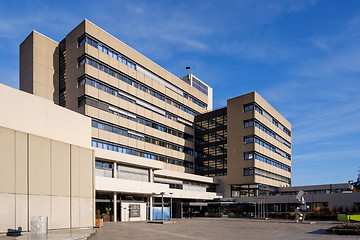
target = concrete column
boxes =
[149,169,154,182]
[161,194,164,221]
[149,196,153,220]
[113,162,117,178]
[113,193,117,222]
[181,202,183,219]
[148,169,154,220]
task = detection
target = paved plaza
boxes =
[91,218,360,240]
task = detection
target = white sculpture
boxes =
[295,190,309,223]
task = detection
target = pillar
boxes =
[149,169,154,182]
[113,193,117,222]
[113,162,117,178]
[161,194,164,221]
[149,196,153,220]
[149,169,154,220]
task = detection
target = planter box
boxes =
[95,219,103,228]
[103,215,111,222]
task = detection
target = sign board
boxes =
[129,204,140,218]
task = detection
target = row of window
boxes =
[92,139,193,168]
[244,151,291,172]
[79,56,199,117]
[79,35,136,69]
[95,161,113,169]
[244,135,291,160]
[244,119,291,148]
[195,144,227,158]
[78,96,194,142]
[195,114,227,131]
[196,159,227,170]
[196,129,227,145]
[243,167,291,184]
[244,103,291,136]
[195,159,228,176]
[78,76,176,121]
[192,76,208,96]
[79,35,207,109]
[230,184,277,197]
[92,119,193,155]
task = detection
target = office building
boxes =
[0,19,220,233]
[1,19,301,233]
[195,92,292,198]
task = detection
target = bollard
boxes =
[31,216,48,234]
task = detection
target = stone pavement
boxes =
[91,218,360,240]
[0,228,95,240]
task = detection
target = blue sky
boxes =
[0,0,359,186]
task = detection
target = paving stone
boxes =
[91,218,360,240]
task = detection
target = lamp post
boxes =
[169,193,173,221]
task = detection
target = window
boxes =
[243,167,291,184]
[192,76,208,95]
[243,103,291,136]
[244,120,254,128]
[244,135,291,160]
[92,139,193,168]
[81,35,207,110]
[244,151,290,172]
[244,168,254,176]
[244,119,291,148]
[82,95,192,141]
[244,152,253,160]
[80,56,199,117]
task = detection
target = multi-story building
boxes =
[1,19,300,233]
[0,19,222,233]
[195,92,292,198]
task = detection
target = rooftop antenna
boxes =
[186,66,191,75]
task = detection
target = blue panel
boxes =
[152,207,170,220]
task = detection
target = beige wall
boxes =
[0,83,91,149]
[225,92,292,196]
[226,92,254,186]
[0,83,94,233]
[20,31,59,104]
[0,126,94,233]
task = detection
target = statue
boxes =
[295,190,309,223]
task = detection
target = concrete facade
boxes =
[0,84,94,233]
[227,93,291,192]
[20,31,59,104]
[195,92,292,198]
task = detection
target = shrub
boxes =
[338,206,344,214]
